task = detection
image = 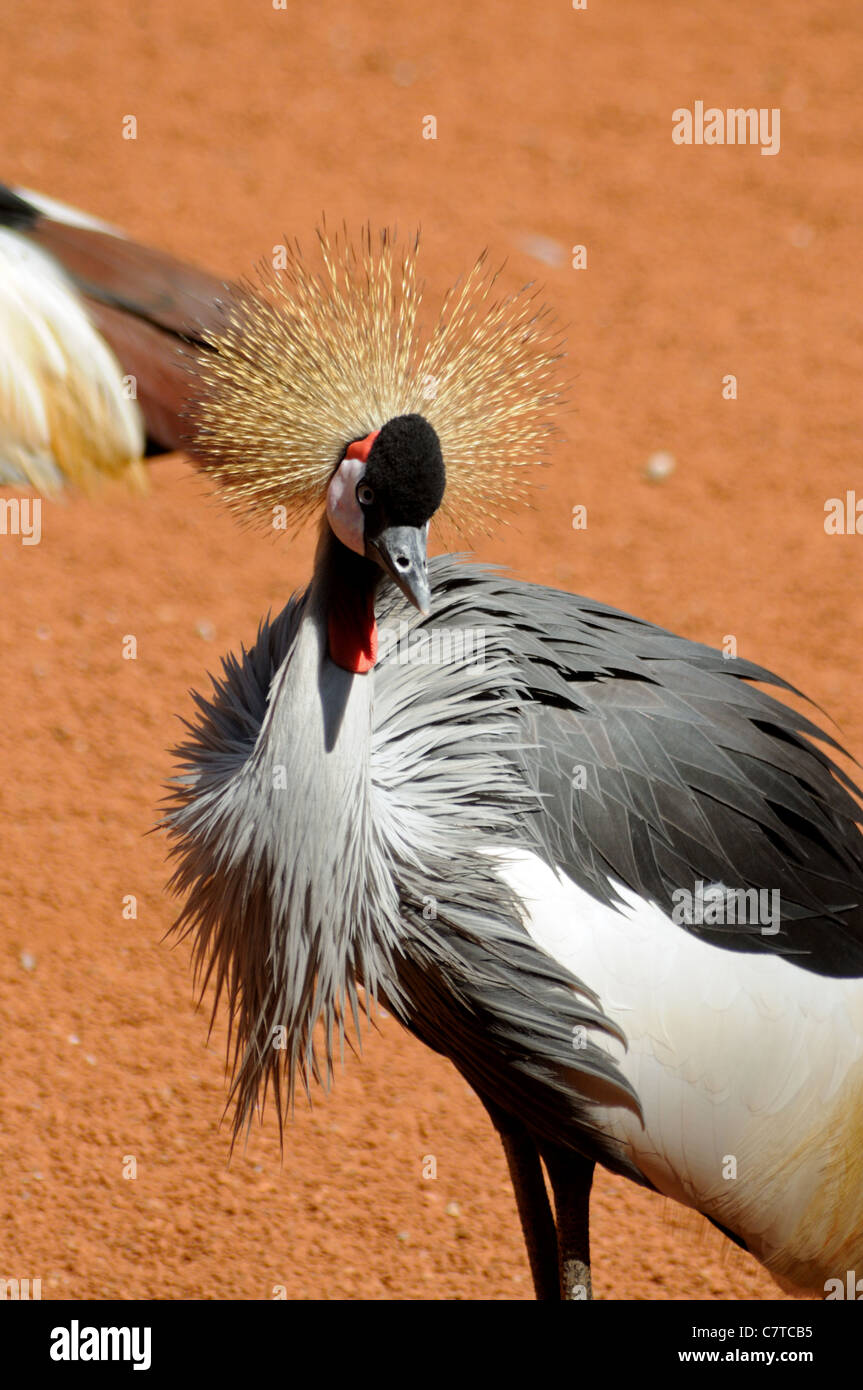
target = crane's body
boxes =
[3,181,863,1299]
[170,536,863,1295]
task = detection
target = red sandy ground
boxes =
[1,0,860,1300]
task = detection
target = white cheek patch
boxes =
[326,454,367,556]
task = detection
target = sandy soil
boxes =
[1,0,860,1299]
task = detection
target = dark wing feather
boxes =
[423,558,863,978]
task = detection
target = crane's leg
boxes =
[541,1144,595,1300]
[482,1100,560,1300]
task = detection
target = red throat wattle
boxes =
[328,429,381,674]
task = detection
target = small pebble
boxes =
[789,224,814,249]
[518,233,566,268]
[392,60,415,87]
[19,951,37,972]
[644,450,676,482]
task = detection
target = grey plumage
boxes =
[456,564,863,974]
[167,538,644,1181]
[167,546,863,1182]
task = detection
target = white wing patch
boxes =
[0,228,144,493]
[12,187,119,234]
[486,844,863,1290]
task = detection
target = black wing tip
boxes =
[0,182,40,230]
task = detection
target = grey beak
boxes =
[367,524,431,614]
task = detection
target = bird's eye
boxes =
[356,483,375,507]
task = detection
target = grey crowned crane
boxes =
[3,183,863,1301]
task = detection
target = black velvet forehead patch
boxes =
[362,414,446,526]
